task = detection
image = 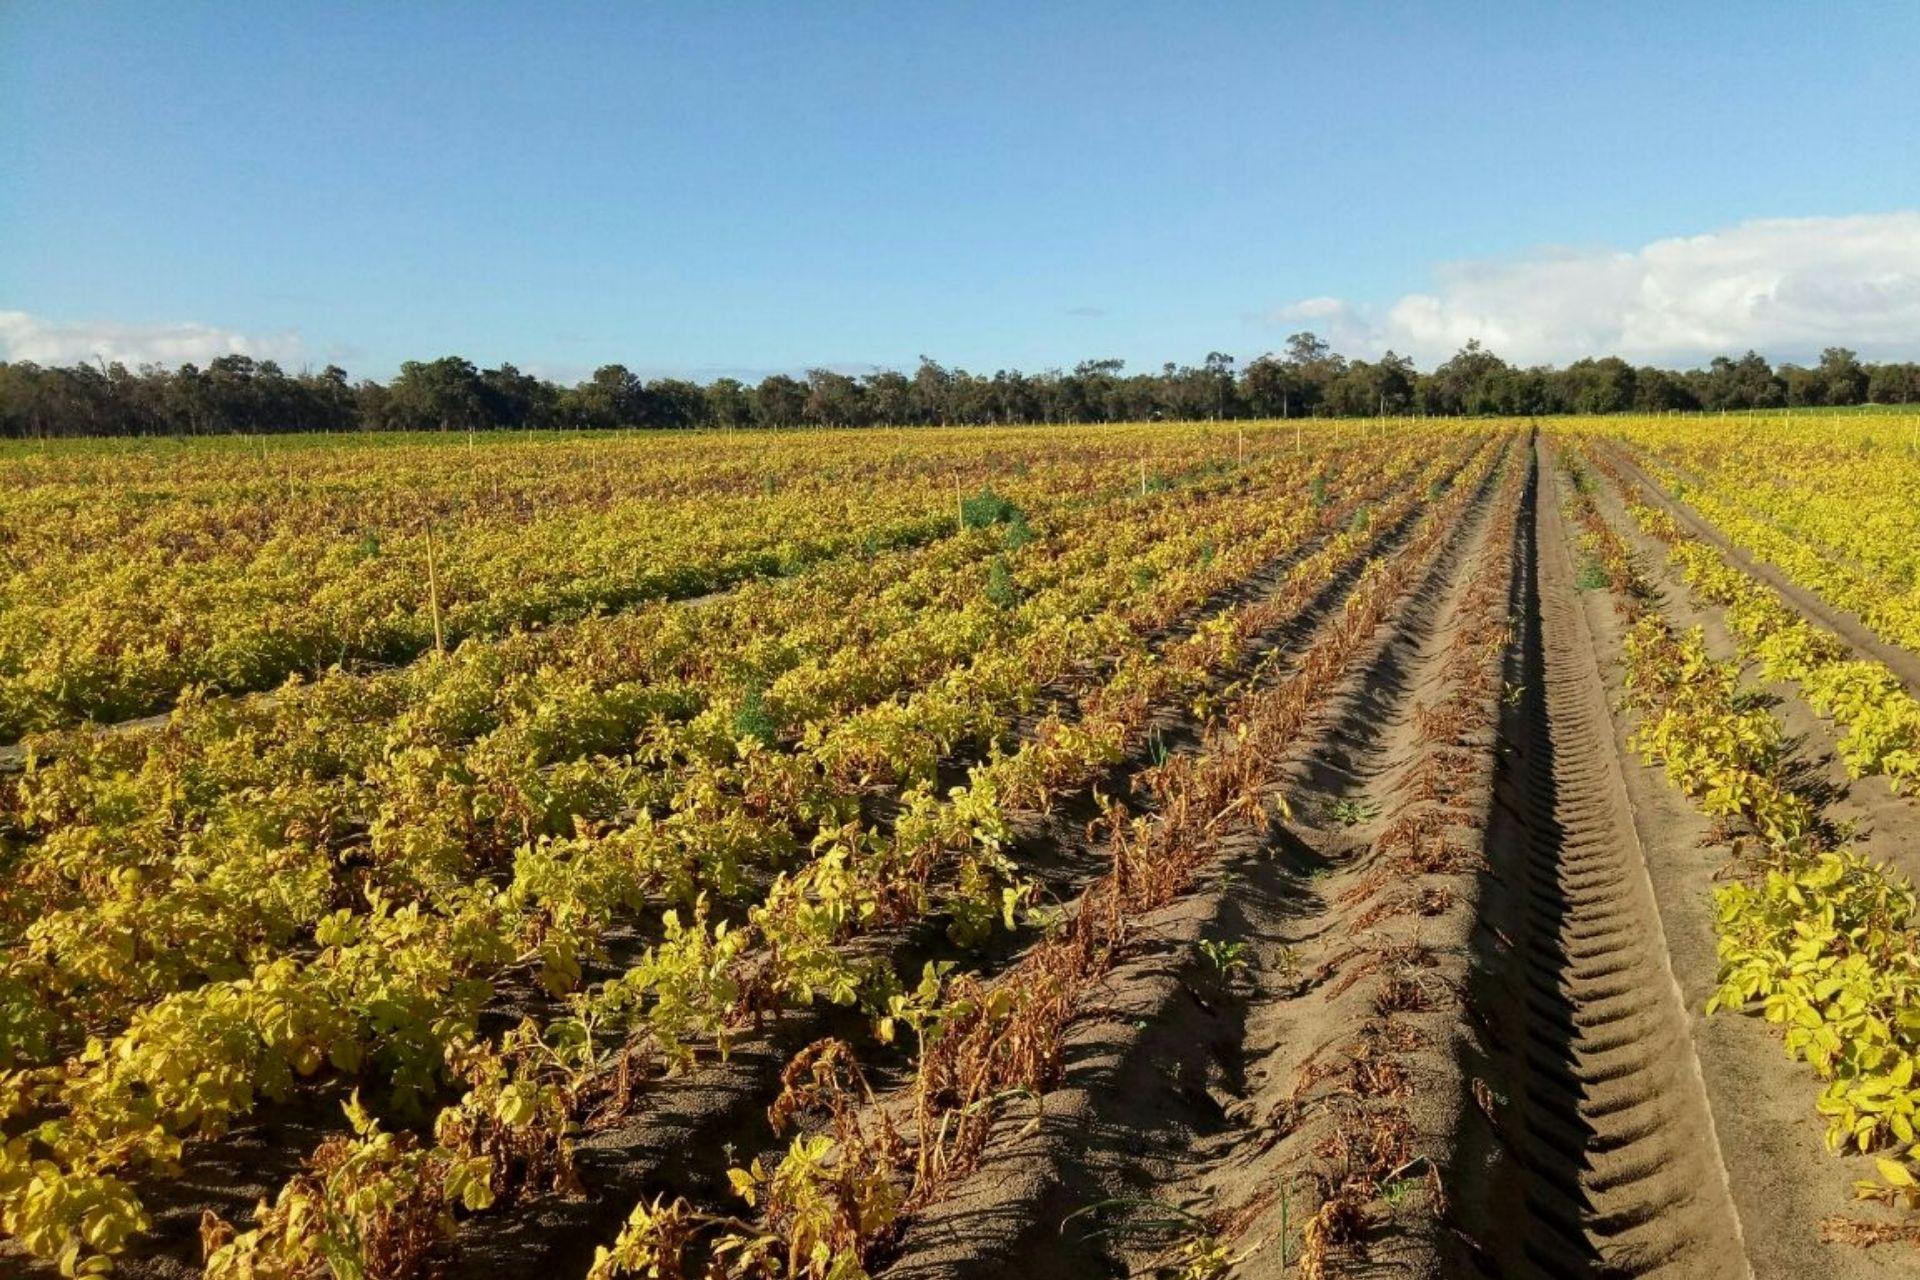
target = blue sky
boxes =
[3,2,1918,379]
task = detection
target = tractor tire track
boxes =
[1462,437,1748,1277]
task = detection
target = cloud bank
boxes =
[0,310,302,368]
[1271,212,1920,367]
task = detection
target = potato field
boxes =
[4,416,1920,1279]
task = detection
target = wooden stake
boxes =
[1139,457,1147,496]
[426,526,446,659]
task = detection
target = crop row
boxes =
[3,431,1489,1274]
[1558,449,1920,1227]
[0,423,1283,740]
[1589,418,1920,654]
[195,438,1499,1280]
[1575,447,1920,795]
[579,438,1510,1279]
[1,450,1333,1060]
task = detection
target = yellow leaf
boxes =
[1878,1157,1917,1188]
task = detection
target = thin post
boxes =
[426,526,446,659]
[1139,457,1147,496]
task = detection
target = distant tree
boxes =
[1239,353,1298,417]
[1202,351,1237,418]
[1693,351,1784,410]
[911,357,955,424]
[566,364,645,428]
[1779,363,1825,407]
[1323,351,1418,416]
[479,363,552,430]
[803,369,865,426]
[1817,347,1869,406]
[386,356,488,430]
[1561,357,1636,414]
[704,377,752,428]
[1631,366,1697,412]
[11,333,1920,439]
[1066,358,1125,423]
[647,378,710,429]
[1869,362,1920,405]
[1278,331,1346,415]
[1376,351,1417,412]
[864,370,915,424]
[751,373,807,427]
[297,364,362,432]
[1285,331,1330,366]
[1421,341,1511,415]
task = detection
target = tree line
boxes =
[3,333,1917,438]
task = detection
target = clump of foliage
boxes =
[984,558,1020,609]
[733,682,778,747]
[961,487,1023,530]
[1002,510,1034,550]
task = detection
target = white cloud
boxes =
[0,310,302,368]
[1273,212,1920,367]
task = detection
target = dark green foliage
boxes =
[1002,510,1034,550]
[984,557,1020,609]
[732,683,778,747]
[9,333,1920,439]
[962,487,1023,530]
